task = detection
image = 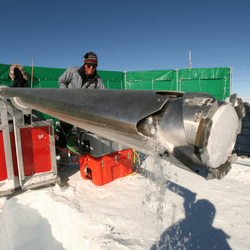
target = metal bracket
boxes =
[0,100,60,196]
[15,120,60,190]
[0,101,18,197]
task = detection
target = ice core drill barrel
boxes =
[0,87,245,179]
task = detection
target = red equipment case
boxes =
[0,126,53,181]
[79,149,133,186]
[19,126,52,175]
[0,131,17,181]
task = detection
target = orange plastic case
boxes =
[79,149,133,186]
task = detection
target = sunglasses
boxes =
[86,64,97,69]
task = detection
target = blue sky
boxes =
[1,0,250,101]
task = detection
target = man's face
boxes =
[84,64,96,75]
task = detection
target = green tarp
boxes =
[124,68,231,100]
[125,70,176,91]
[178,68,231,100]
[0,63,231,100]
[0,63,231,124]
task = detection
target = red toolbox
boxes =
[79,149,133,186]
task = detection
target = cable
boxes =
[128,150,141,176]
[30,116,138,171]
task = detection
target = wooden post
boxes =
[31,57,34,88]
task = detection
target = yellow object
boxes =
[129,150,141,176]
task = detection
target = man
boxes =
[57,52,105,171]
[58,52,105,89]
[9,63,29,87]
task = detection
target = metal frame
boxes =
[0,100,60,196]
[0,101,18,196]
[13,119,60,190]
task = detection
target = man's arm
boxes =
[58,68,73,88]
[96,77,106,89]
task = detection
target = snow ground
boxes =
[0,154,250,250]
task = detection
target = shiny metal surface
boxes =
[0,87,244,179]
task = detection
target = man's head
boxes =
[9,63,28,81]
[83,52,98,75]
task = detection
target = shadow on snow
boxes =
[137,153,232,250]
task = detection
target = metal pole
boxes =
[124,71,127,90]
[175,69,179,91]
[31,57,34,88]
[0,87,244,179]
[189,51,192,69]
[229,67,233,97]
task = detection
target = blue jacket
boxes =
[58,66,105,89]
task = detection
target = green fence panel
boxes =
[0,64,231,100]
[125,70,176,90]
[0,79,11,87]
[22,65,66,81]
[0,63,66,88]
[178,68,231,100]
[0,64,12,86]
[97,70,124,89]
[22,66,66,88]
[0,64,11,79]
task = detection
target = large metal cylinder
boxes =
[0,86,244,179]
